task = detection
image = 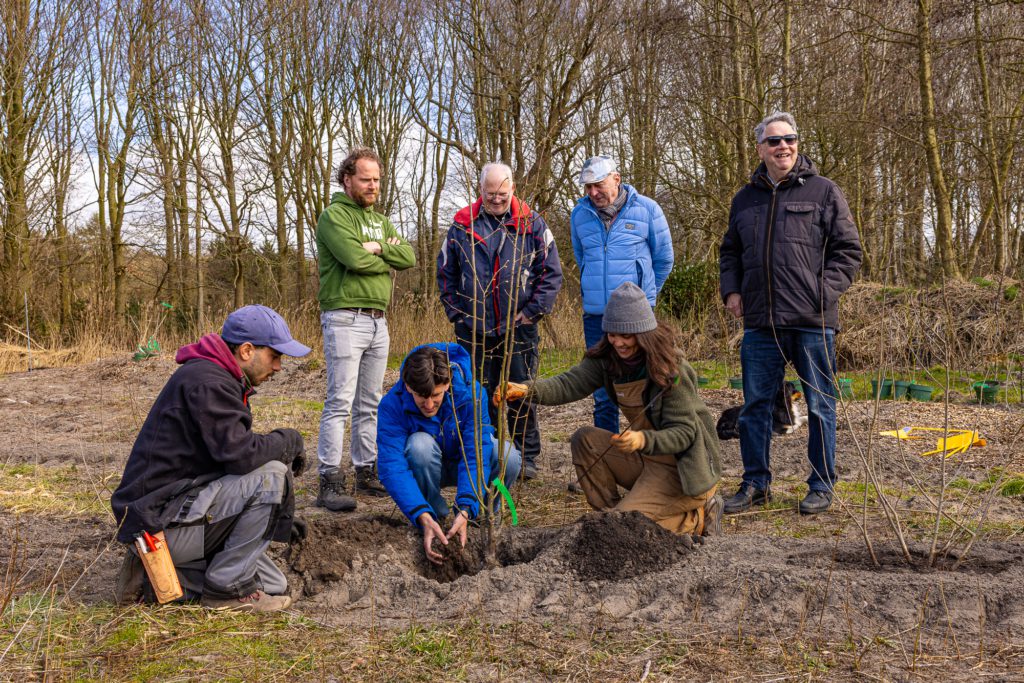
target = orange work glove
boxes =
[610,429,646,454]
[492,382,528,405]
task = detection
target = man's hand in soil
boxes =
[610,429,645,454]
[446,509,469,550]
[493,382,527,405]
[418,512,449,565]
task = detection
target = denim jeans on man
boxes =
[582,313,619,433]
[404,432,522,518]
[738,327,837,493]
[454,321,540,467]
[318,309,389,473]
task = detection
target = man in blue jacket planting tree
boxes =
[376,344,521,564]
[571,155,674,436]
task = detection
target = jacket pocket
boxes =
[782,202,821,244]
[635,261,645,289]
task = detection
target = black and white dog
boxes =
[716,380,807,441]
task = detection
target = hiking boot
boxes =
[799,490,833,515]
[201,590,292,613]
[722,483,771,515]
[521,462,538,481]
[114,548,145,605]
[701,493,723,536]
[354,464,389,497]
[316,469,357,512]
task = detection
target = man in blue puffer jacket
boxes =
[377,343,521,564]
[570,155,674,434]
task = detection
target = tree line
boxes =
[2,0,1022,338]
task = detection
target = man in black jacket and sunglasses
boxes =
[719,111,862,516]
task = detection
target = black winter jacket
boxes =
[111,339,303,543]
[719,155,862,330]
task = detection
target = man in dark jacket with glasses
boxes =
[719,111,862,516]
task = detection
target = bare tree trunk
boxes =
[916,0,960,280]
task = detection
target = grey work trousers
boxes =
[162,460,288,600]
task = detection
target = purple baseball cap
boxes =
[221,305,311,357]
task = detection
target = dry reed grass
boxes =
[4,280,1020,376]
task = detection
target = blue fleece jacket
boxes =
[376,343,494,524]
[570,183,674,315]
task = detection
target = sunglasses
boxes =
[762,134,799,147]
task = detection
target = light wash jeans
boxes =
[405,432,521,518]
[164,460,288,599]
[317,309,390,472]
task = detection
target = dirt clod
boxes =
[567,511,693,581]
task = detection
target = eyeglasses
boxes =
[762,134,799,147]
[486,192,510,201]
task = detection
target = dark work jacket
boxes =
[437,197,563,338]
[111,335,302,543]
[719,155,862,330]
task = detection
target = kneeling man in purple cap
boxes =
[112,305,311,612]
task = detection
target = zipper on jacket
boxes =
[764,186,779,324]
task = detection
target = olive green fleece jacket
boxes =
[316,192,416,311]
[528,356,721,497]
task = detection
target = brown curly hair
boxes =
[586,319,683,389]
[336,147,382,186]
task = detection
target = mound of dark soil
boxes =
[286,514,412,583]
[567,511,694,581]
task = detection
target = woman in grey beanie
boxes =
[497,282,723,538]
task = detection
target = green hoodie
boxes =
[316,192,416,311]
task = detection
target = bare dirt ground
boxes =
[2,355,1024,680]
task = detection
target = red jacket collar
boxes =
[453,196,532,233]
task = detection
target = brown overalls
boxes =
[571,378,717,535]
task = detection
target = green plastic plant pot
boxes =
[907,383,933,401]
[790,379,802,393]
[697,376,710,388]
[870,378,892,399]
[973,381,999,404]
[837,378,854,399]
[728,376,743,390]
[893,380,911,399]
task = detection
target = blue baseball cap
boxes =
[221,305,311,357]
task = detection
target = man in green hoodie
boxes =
[316,147,415,511]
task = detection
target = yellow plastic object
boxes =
[879,426,985,457]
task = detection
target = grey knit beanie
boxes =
[602,282,657,334]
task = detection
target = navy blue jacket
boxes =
[437,197,562,337]
[570,184,673,315]
[719,155,862,330]
[376,343,494,524]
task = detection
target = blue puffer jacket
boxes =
[376,343,494,525]
[570,184,674,315]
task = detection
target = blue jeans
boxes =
[318,309,390,472]
[404,432,521,518]
[582,313,619,433]
[739,328,837,493]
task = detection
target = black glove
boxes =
[290,518,308,544]
[272,428,306,476]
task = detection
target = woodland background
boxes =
[1,0,1023,347]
